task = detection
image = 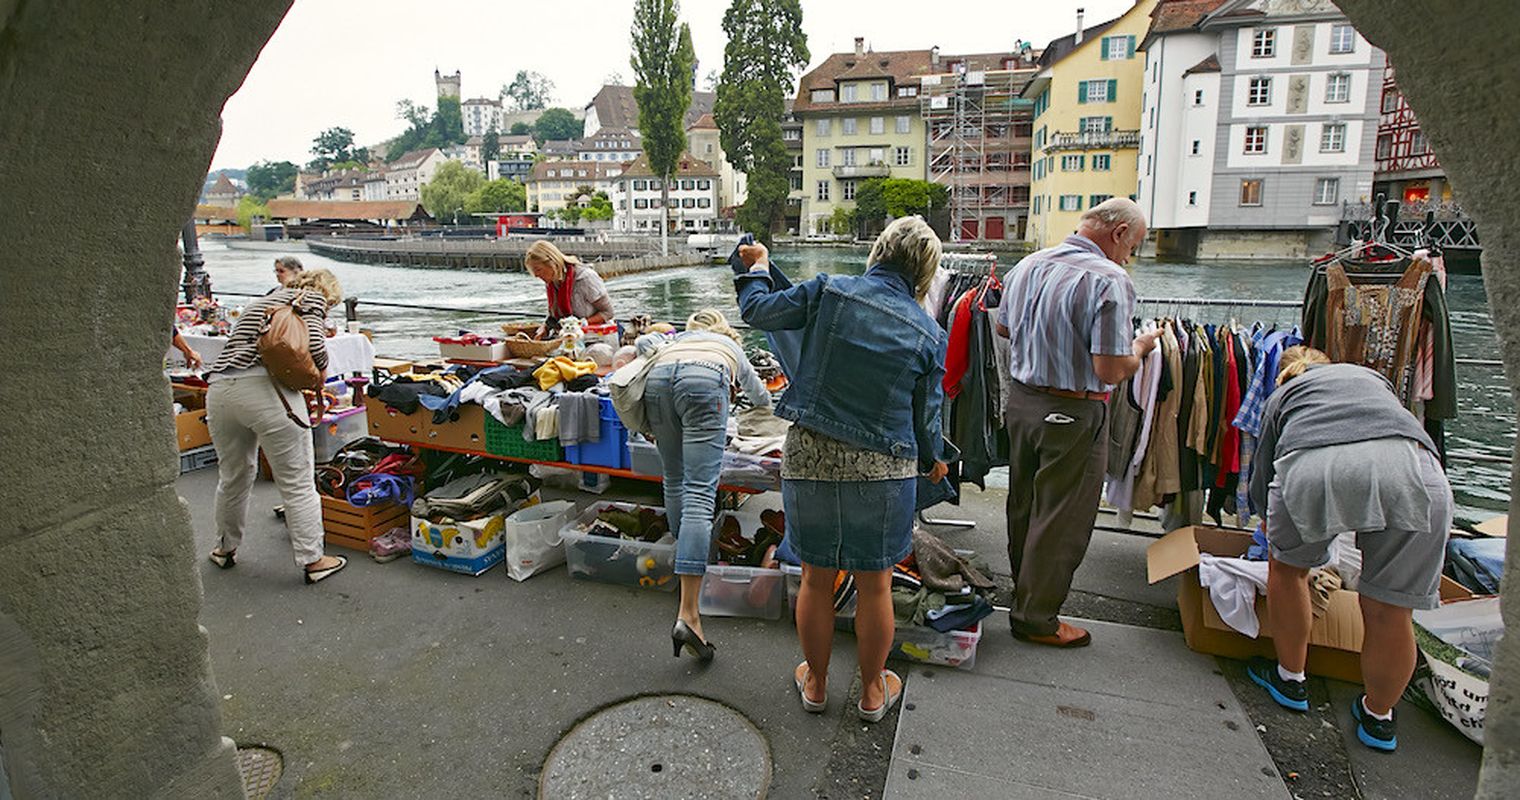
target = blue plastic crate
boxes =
[563,397,630,469]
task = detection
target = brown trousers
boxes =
[1004,380,1108,636]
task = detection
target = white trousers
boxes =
[207,375,324,567]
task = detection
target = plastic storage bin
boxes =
[562,396,630,469]
[781,563,859,621]
[560,501,676,591]
[484,414,563,462]
[890,622,982,669]
[628,436,660,476]
[626,435,779,490]
[697,510,785,619]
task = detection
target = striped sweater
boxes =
[206,287,330,375]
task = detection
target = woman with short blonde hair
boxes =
[524,239,615,333]
[287,267,343,307]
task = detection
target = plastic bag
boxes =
[502,499,576,582]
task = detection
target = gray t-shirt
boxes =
[565,262,614,321]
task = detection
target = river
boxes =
[196,240,1512,522]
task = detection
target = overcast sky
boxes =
[211,0,1135,170]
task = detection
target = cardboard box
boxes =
[173,385,212,452]
[363,395,487,452]
[320,495,408,552]
[1147,526,1366,684]
[411,513,505,576]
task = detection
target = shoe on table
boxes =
[1246,657,1309,712]
[1352,694,1398,752]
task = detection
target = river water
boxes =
[196,240,1512,522]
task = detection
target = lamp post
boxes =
[180,219,212,305]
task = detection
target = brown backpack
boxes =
[258,291,324,391]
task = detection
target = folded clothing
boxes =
[533,357,598,390]
[557,391,604,446]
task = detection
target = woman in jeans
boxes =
[639,309,772,660]
[205,268,348,584]
[736,217,949,722]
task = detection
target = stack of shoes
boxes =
[715,515,783,567]
[585,507,669,543]
[369,526,412,563]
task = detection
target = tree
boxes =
[386,97,467,161]
[480,127,501,164]
[509,121,532,136]
[420,160,486,222]
[464,178,527,214]
[327,160,367,173]
[245,160,298,200]
[531,107,584,145]
[853,177,947,236]
[582,191,615,222]
[631,0,696,254]
[713,0,809,245]
[502,70,554,112]
[234,194,270,230]
[829,206,855,237]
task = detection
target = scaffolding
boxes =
[918,65,1037,241]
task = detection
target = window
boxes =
[1187,191,1198,206]
[897,85,918,98]
[1080,79,1114,103]
[816,180,830,201]
[1320,123,1346,153]
[842,180,856,200]
[841,83,858,102]
[869,117,884,135]
[811,89,834,103]
[1313,177,1340,205]
[1326,72,1351,103]
[632,179,647,190]
[1248,76,1272,106]
[1240,179,1263,206]
[1244,126,1267,154]
[869,147,884,164]
[1091,154,1112,171]
[1412,129,1429,154]
[1193,88,1205,106]
[681,198,695,208]
[816,118,831,136]
[1061,154,1084,171]
[1090,194,1113,207]
[1058,194,1083,211]
[816,148,830,167]
[871,82,886,101]
[697,179,711,190]
[894,146,911,166]
[1190,140,1201,156]
[1330,24,1356,54]
[1252,28,1276,58]
[1376,133,1393,159]
[783,128,801,141]
[789,173,803,191]
[1103,36,1133,61]
[896,115,911,134]
[634,198,649,209]
[680,179,694,191]
[1080,116,1112,133]
[697,197,711,208]
[1381,87,1401,114]
[1032,195,1041,215]
[546,169,557,178]
[840,147,856,166]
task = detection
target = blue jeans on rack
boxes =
[643,360,730,576]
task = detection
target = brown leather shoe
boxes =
[1012,621,1092,648]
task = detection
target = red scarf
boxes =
[546,262,577,318]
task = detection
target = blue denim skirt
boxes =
[782,477,915,572]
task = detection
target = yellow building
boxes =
[793,39,931,236]
[1024,1,1158,248]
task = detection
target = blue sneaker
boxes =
[1247,657,1309,712]
[1352,695,1398,752]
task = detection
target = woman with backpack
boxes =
[204,268,348,584]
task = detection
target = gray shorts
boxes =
[1266,448,1452,610]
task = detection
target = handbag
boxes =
[258,290,324,391]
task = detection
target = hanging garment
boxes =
[950,280,1009,488]
[1133,323,1183,510]
[1106,323,1162,516]
[1106,376,1143,480]
[1314,257,1436,407]
[942,288,977,399]
[1177,325,1204,492]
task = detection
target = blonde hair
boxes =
[1276,346,1330,386]
[288,267,342,307]
[525,239,581,281]
[867,216,942,301]
[685,308,742,345]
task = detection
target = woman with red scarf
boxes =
[525,239,615,337]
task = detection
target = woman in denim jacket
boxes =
[735,216,949,722]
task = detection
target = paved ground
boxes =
[177,465,1482,799]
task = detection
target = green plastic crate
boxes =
[484,415,563,462]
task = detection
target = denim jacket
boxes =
[736,264,947,470]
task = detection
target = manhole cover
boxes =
[540,695,771,800]
[236,745,283,799]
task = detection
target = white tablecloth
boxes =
[168,332,376,376]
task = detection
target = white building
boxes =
[526,160,623,214]
[612,152,720,233]
[685,113,748,212]
[363,172,387,201]
[461,97,503,137]
[384,148,448,201]
[1139,0,1383,259]
[575,128,641,163]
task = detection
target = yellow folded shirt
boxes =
[533,356,598,390]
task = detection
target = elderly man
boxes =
[995,198,1161,647]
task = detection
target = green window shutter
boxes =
[1078,81,1088,104]
[1107,79,1118,102]
[1077,196,1084,210]
[1105,116,1114,132]
[1079,155,1086,170]
[1100,37,1110,61]
[1127,36,1136,58]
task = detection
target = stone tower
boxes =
[435,68,461,100]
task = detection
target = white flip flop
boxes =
[303,555,348,585]
[794,661,827,713]
[856,670,903,723]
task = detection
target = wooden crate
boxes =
[320,495,408,552]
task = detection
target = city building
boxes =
[575,128,642,163]
[916,46,1042,241]
[582,84,716,137]
[685,114,748,212]
[489,155,535,184]
[203,172,241,206]
[539,139,577,160]
[498,134,538,158]
[384,148,448,201]
[301,168,369,202]
[526,160,623,215]
[612,152,720,234]
[1372,65,1447,206]
[1024,1,1156,249]
[1138,0,1383,259]
[783,101,804,235]
[792,38,933,236]
[363,172,387,201]
[461,97,503,137]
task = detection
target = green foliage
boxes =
[464,178,527,214]
[480,127,501,164]
[309,127,362,172]
[632,0,696,241]
[420,160,486,221]
[829,206,855,237]
[855,178,948,230]
[327,160,367,173]
[509,121,532,136]
[235,194,270,229]
[582,191,615,222]
[714,0,808,244]
[503,70,554,112]
[245,160,298,201]
[531,108,583,145]
[387,97,467,161]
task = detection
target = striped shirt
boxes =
[996,235,1136,393]
[206,287,330,376]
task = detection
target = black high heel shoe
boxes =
[671,619,716,662]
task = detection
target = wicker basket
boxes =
[502,334,566,359]
[499,321,541,338]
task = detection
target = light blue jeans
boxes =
[643,361,729,576]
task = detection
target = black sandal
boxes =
[208,550,236,569]
[303,555,348,585]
